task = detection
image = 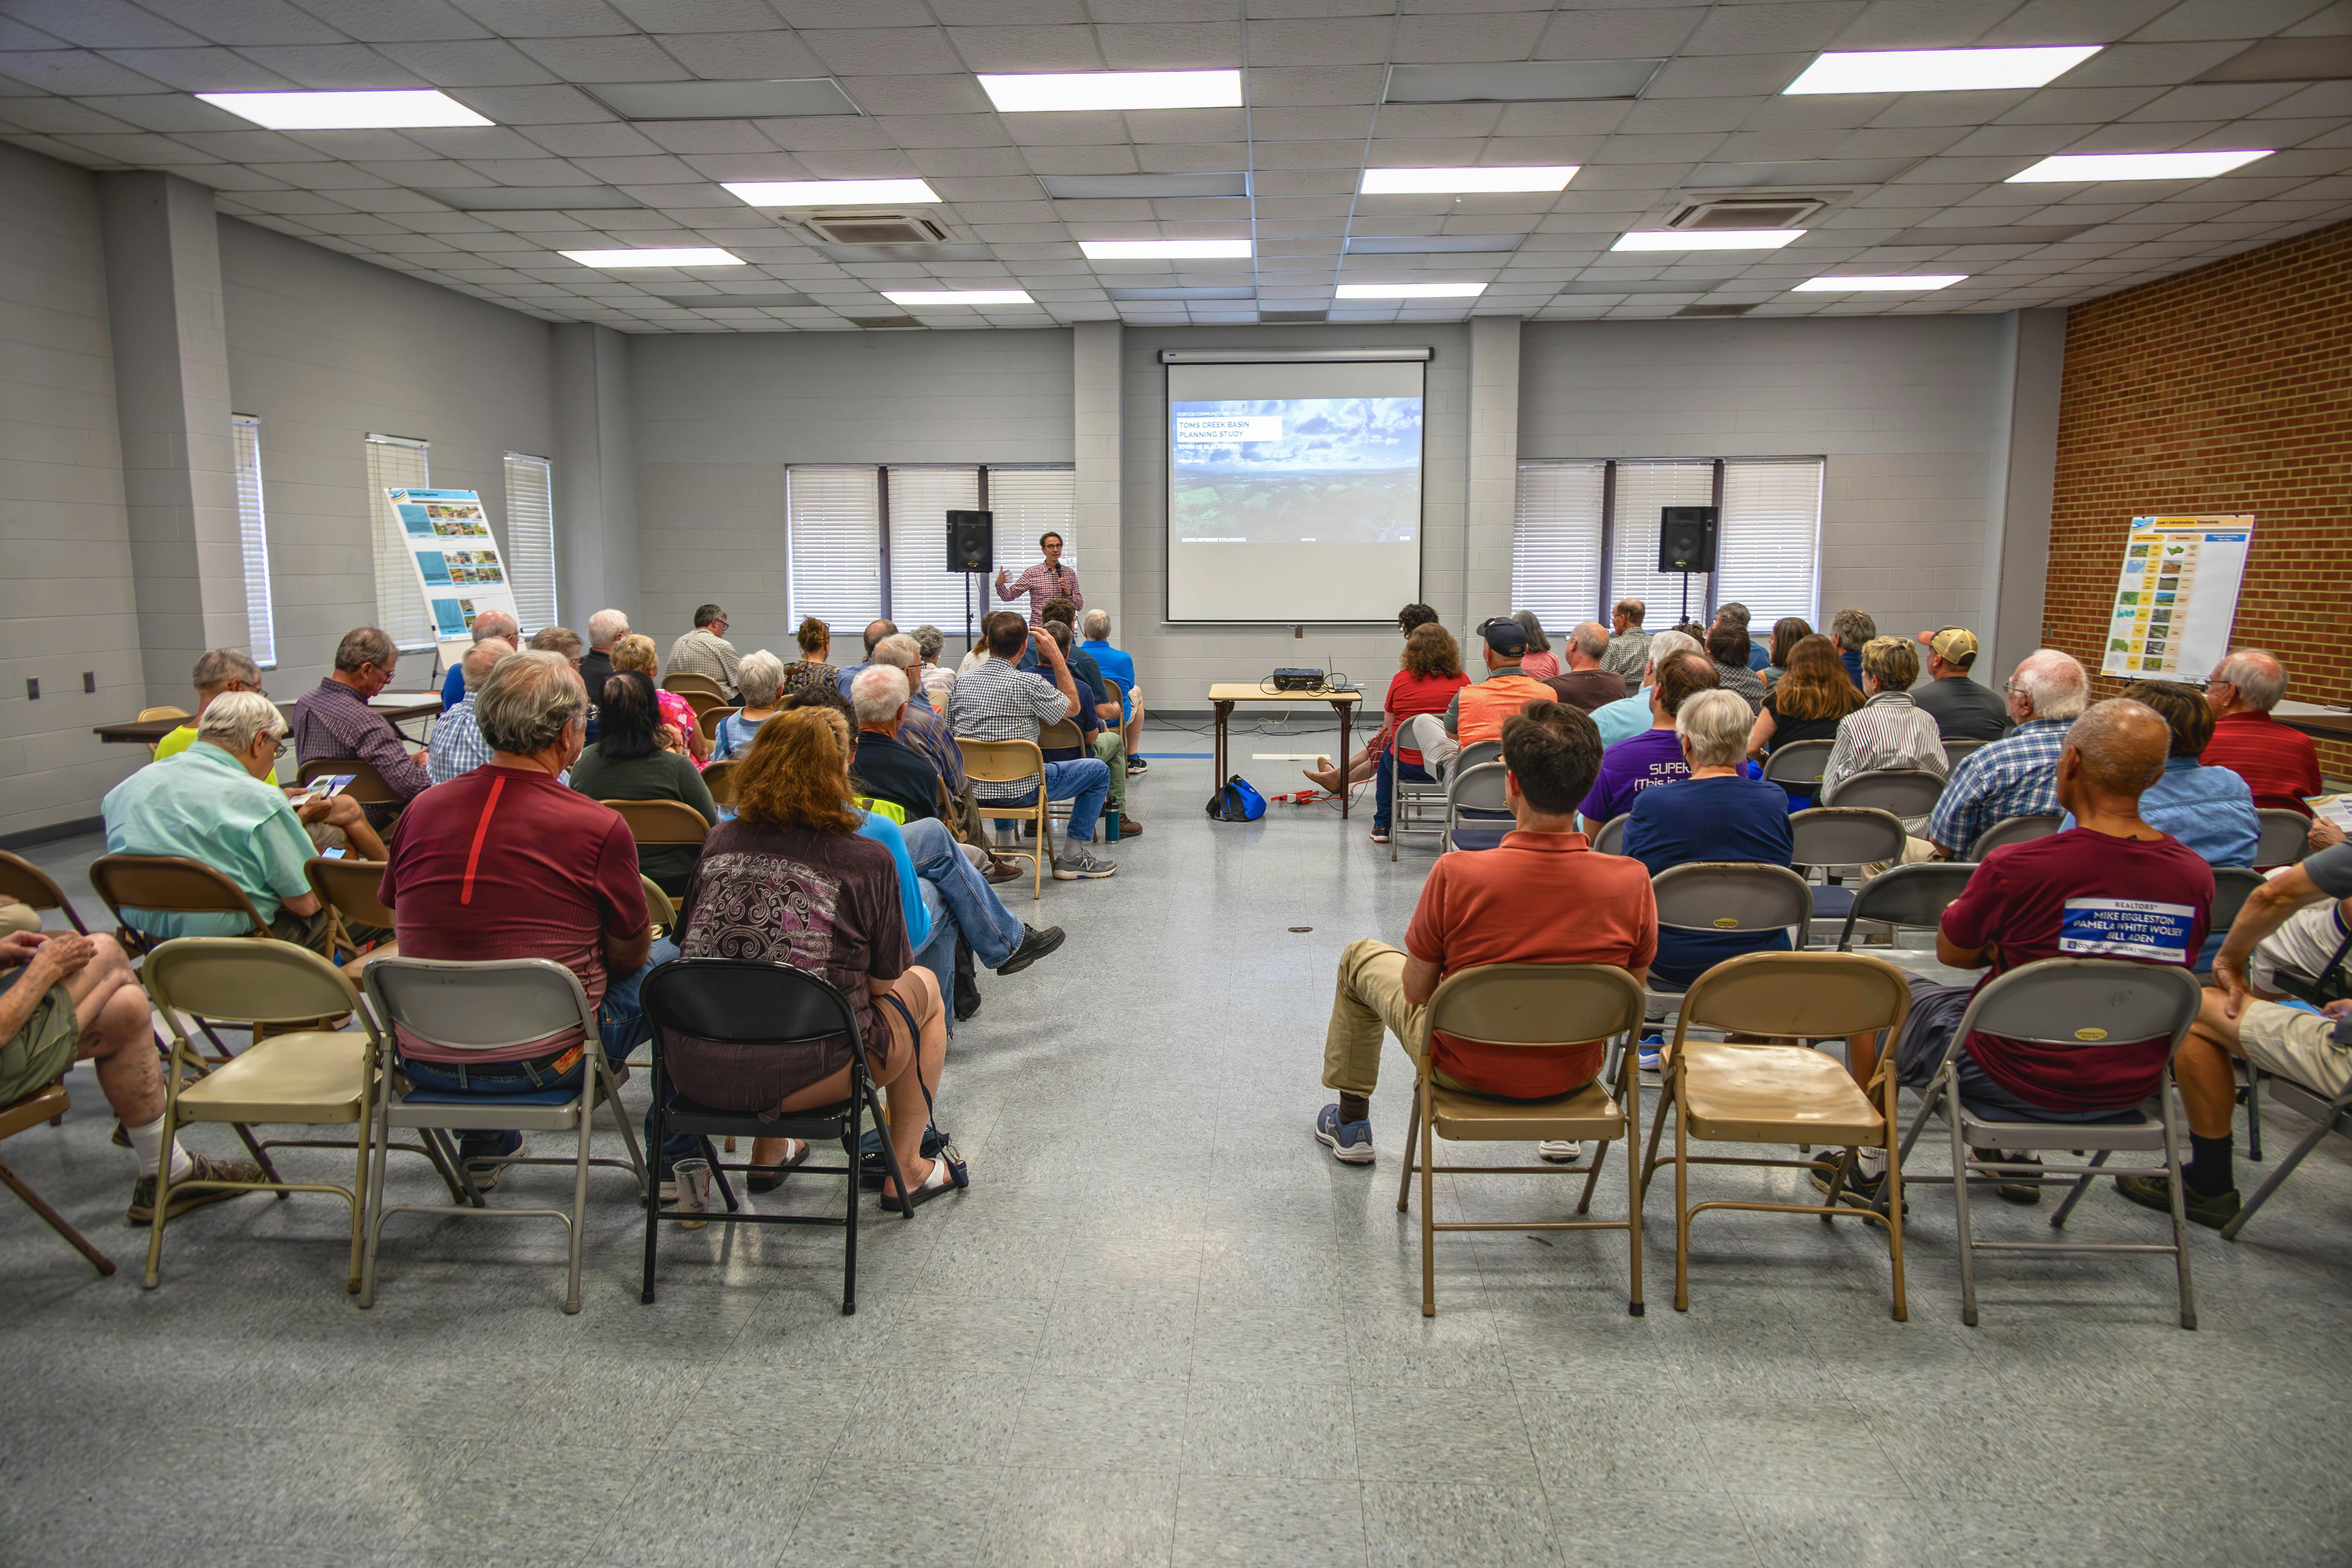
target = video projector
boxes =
[1269,668,1326,692]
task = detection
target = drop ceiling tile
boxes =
[1247,66,1382,106]
[510,34,689,82]
[1249,105,1375,141]
[1492,100,1634,137]
[1244,18,1396,66]
[1252,137,1368,168]
[174,126,349,160]
[1368,102,1503,138]
[1481,135,1607,163]
[634,118,776,154]
[652,30,828,80]
[57,130,228,163]
[1135,141,1250,172]
[609,0,782,29]
[800,27,966,76]
[445,83,614,122]
[834,73,991,116]
[790,148,925,178]
[1248,168,1358,197]
[0,96,142,134]
[906,144,1032,174]
[515,119,663,156]
[370,38,562,86]
[96,45,300,90]
[1122,107,1248,143]
[1096,21,1246,68]
[1249,194,1354,218]
[1050,196,1154,220]
[943,25,1107,72]
[449,0,637,38]
[0,48,174,95]
[757,115,897,150]
[1389,11,1548,63]
[874,113,1011,147]
[2132,0,2335,44]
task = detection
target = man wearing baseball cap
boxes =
[1400,617,1556,781]
[1910,625,2011,742]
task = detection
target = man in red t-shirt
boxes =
[378,651,680,1184]
[2198,647,2321,815]
[1826,699,2213,1209]
[1315,702,1658,1165]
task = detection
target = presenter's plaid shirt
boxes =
[997,561,1082,626]
[948,656,1071,802]
[1927,717,2069,855]
[427,692,494,784]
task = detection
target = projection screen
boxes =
[1165,358,1424,622]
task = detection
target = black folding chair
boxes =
[639,958,916,1315]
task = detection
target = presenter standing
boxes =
[996,532,1083,628]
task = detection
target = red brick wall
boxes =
[2045,216,2352,778]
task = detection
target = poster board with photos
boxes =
[387,488,518,677]
[2099,514,2255,680]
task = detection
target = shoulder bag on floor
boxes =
[1206,775,1266,823]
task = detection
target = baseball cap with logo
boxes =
[1477,617,1530,657]
[1927,626,1978,668]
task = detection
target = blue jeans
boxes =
[989,757,1110,845]
[914,886,958,1033]
[902,818,1024,969]
[1375,755,1433,831]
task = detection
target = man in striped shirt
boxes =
[994,532,1082,627]
[1914,648,2088,860]
[948,611,1116,881]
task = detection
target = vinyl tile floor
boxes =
[5,735,2350,1566]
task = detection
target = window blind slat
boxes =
[230,416,276,669]
[1608,460,1717,626]
[885,466,982,628]
[1510,461,1605,632]
[502,452,558,634]
[984,468,1077,590]
[366,435,434,652]
[786,466,883,631]
[1713,458,1824,629]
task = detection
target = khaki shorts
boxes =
[0,982,79,1105]
[2237,1001,2352,1098]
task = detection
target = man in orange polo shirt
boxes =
[1399,617,1558,780]
[1315,701,1658,1165]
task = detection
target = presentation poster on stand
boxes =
[387,488,518,672]
[2100,514,2254,679]
[1165,359,1423,622]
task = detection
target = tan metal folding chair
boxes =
[609,798,714,853]
[1037,717,1087,840]
[1396,963,1649,1318]
[1,1081,115,1276]
[1786,806,1905,945]
[958,737,1054,900]
[700,759,738,810]
[1637,950,1913,1318]
[294,756,405,812]
[663,672,726,701]
[88,853,268,959]
[138,706,190,760]
[695,704,738,749]
[1643,861,1814,1033]
[641,875,678,942]
[303,856,400,980]
[0,850,90,935]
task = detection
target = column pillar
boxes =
[1464,315,1523,631]
[1072,319,1123,643]
[551,322,639,624]
[1983,307,2066,677]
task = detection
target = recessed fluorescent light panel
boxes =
[586,79,859,119]
[1783,46,2101,95]
[2006,150,2272,182]
[1079,240,1251,259]
[560,248,744,268]
[979,70,1241,113]
[1612,230,1803,251]
[1361,166,1578,195]
[882,289,1035,306]
[1384,61,1662,103]
[1335,283,1487,299]
[1042,173,1249,199]
[1793,275,1966,291]
[723,179,940,205]
[196,89,491,129]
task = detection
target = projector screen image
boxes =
[1165,358,1424,622]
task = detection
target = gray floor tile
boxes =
[978,1468,1179,1567]
[1005,1374,1188,1473]
[780,1459,1007,1568]
[1348,1386,1537,1485]
[1359,1479,1561,1568]
[1182,1378,1358,1480]
[584,1449,828,1568]
[1173,1476,1369,1568]
[1548,1492,1763,1567]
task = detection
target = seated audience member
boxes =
[105,691,385,952]
[568,671,718,898]
[2060,680,2257,868]
[1401,617,1555,781]
[426,638,514,785]
[1623,688,1795,997]
[1819,636,1948,805]
[712,650,784,762]
[2199,647,2322,815]
[1544,622,1628,714]
[783,617,841,701]
[871,636,982,833]
[1511,611,1560,681]
[1708,621,1767,713]
[292,627,432,826]
[1041,603,1141,832]
[1916,648,2088,861]
[1600,598,1652,680]
[1587,629,1704,749]
[1831,700,2212,1208]
[0,926,259,1222]
[1579,651,1718,829]
[1908,626,2009,741]
[949,610,1117,882]
[851,665,949,822]
[672,709,967,1206]
[1078,608,1146,774]
[380,651,682,1185]
[1828,608,1876,689]
[2118,842,2352,1226]
[528,626,584,668]
[911,624,956,707]
[153,648,277,784]
[1760,617,1810,689]
[1312,702,1657,1163]
[580,608,627,710]
[611,632,709,767]
[834,618,897,700]
[440,608,518,710]
[1746,633,1862,804]
[1347,624,1470,843]
[667,602,741,699]
[1715,602,1769,672]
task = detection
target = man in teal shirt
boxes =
[102,691,383,951]
[1587,628,1704,749]
[1078,607,1145,774]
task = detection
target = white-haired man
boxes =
[1913,648,2089,861]
[2200,647,2321,816]
[153,648,278,784]
[581,608,627,706]
[1584,628,1704,748]
[427,637,514,784]
[440,608,519,712]
[103,690,384,952]
[1079,608,1146,775]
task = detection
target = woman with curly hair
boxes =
[782,616,842,700]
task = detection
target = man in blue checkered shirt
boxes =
[427,638,513,786]
[1916,648,2089,860]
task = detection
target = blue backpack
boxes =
[1206,774,1266,822]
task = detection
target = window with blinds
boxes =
[364,434,433,651]
[1714,458,1823,627]
[786,466,883,631]
[230,415,276,668]
[885,466,982,629]
[985,467,1078,586]
[1509,462,1604,634]
[502,452,558,635]
[1608,460,1718,626]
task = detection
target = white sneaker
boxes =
[1537,1140,1583,1163]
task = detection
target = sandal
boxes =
[883,1143,968,1210]
[746,1139,810,1194]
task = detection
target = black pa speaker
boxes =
[1658,506,1719,573]
[946,510,993,573]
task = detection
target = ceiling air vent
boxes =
[845,315,924,330]
[1676,303,1756,317]
[1259,310,1328,323]
[801,213,947,245]
[1668,196,1825,231]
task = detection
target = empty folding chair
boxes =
[1786,807,1905,945]
[303,856,401,980]
[1387,744,1449,862]
[1966,814,2061,860]
[1822,769,1945,823]
[1761,739,1833,799]
[1891,957,2205,1328]
[2253,808,2311,870]
[1442,761,1512,853]
[1833,862,1977,953]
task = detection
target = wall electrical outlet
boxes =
[24,678,37,700]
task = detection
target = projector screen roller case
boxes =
[1165,358,1424,622]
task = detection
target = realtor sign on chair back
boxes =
[386,488,521,678]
